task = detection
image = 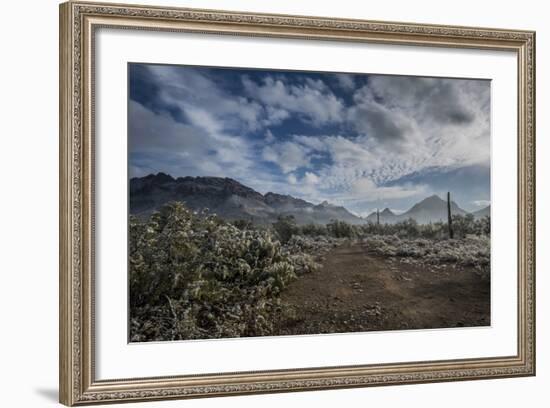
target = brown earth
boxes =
[277,241,490,335]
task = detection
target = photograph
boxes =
[128,63,492,343]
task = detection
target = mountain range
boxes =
[130,173,362,225]
[130,173,490,225]
[365,195,474,224]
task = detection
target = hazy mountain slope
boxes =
[472,205,491,219]
[130,174,485,226]
[396,194,467,224]
[130,173,362,225]
[365,208,397,224]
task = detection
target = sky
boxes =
[128,63,491,215]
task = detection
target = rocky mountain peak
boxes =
[143,172,174,183]
[130,174,361,225]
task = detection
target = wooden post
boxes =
[447,192,454,239]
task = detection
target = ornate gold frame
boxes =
[59,1,536,405]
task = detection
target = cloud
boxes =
[264,106,290,125]
[351,178,429,201]
[303,171,320,185]
[128,100,253,179]
[337,76,491,182]
[348,101,416,146]
[129,99,207,153]
[333,73,356,90]
[264,129,275,143]
[262,141,312,173]
[290,133,423,188]
[472,199,491,208]
[351,76,490,157]
[365,76,486,125]
[140,65,282,135]
[287,174,298,185]
[280,171,322,201]
[242,75,346,126]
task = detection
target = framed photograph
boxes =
[59,1,536,405]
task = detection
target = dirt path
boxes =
[277,241,490,335]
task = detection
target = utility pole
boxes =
[447,191,454,239]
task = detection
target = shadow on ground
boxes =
[34,388,58,402]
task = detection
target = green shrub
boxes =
[327,219,357,238]
[300,223,328,236]
[272,214,299,243]
[232,219,254,230]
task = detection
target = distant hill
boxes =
[365,208,396,224]
[130,173,363,225]
[366,195,469,225]
[398,194,467,224]
[472,205,491,219]
[130,173,487,226]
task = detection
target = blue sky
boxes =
[128,63,491,215]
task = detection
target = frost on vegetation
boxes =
[129,202,491,341]
[130,202,317,342]
[365,234,490,278]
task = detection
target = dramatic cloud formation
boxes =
[242,75,346,126]
[129,64,491,213]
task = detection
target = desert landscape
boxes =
[128,64,491,342]
[129,173,490,342]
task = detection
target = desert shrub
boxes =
[366,236,399,256]
[418,221,447,239]
[327,219,357,238]
[130,202,298,342]
[285,235,342,256]
[475,215,491,236]
[394,218,421,238]
[356,216,489,240]
[359,221,407,236]
[365,234,490,278]
[288,253,319,275]
[358,221,378,235]
[300,223,329,237]
[232,218,254,230]
[357,220,418,239]
[451,214,475,238]
[282,235,347,275]
[272,215,299,243]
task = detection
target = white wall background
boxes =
[0,0,546,407]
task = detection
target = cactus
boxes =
[447,192,454,239]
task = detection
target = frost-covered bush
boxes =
[452,214,491,238]
[130,202,298,342]
[357,216,490,240]
[284,235,343,257]
[365,234,490,277]
[281,235,345,275]
[288,253,319,276]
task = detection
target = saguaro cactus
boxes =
[447,191,454,239]
[376,208,380,225]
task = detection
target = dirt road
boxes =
[278,241,490,335]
